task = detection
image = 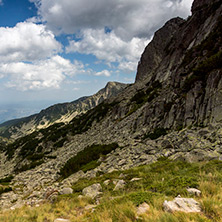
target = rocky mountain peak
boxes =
[135,17,185,83]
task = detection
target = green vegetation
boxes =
[16,160,44,173]
[0,175,13,185]
[144,128,167,140]
[0,186,12,195]
[59,143,119,178]
[5,101,118,164]
[2,159,222,221]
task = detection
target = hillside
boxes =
[0,81,127,140]
[0,0,222,220]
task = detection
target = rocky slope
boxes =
[0,82,127,140]
[0,0,222,212]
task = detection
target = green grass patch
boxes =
[59,143,119,178]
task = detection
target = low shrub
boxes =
[59,143,119,178]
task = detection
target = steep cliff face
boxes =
[0,82,127,139]
[132,0,222,129]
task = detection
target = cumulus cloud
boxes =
[0,56,85,91]
[30,0,193,40]
[66,29,150,72]
[30,0,193,74]
[95,70,111,77]
[0,22,62,63]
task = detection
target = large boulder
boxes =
[163,197,201,213]
[82,183,102,199]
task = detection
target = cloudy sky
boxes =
[0,0,193,122]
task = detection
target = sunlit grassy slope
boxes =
[0,158,222,222]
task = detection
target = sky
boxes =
[0,0,193,122]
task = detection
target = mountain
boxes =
[0,81,127,140]
[0,0,222,213]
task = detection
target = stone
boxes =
[103,179,110,186]
[137,202,150,215]
[59,187,73,195]
[113,180,126,191]
[187,188,201,197]
[82,183,102,199]
[54,219,70,222]
[130,178,142,182]
[163,197,201,213]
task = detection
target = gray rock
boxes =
[113,180,126,191]
[187,188,201,197]
[163,197,201,213]
[130,178,142,182]
[59,187,73,195]
[54,219,70,222]
[137,202,150,215]
[103,180,110,186]
[82,183,102,199]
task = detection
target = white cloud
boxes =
[66,29,150,73]
[95,70,111,77]
[0,56,85,91]
[0,22,62,63]
[30,0,193,40]
[30,0,192,74]
[0,0,3,5]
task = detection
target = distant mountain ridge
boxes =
[0,81,128,139]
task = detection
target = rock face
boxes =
[0,81,127,139]
[134,0,222,128]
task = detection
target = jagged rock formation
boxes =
[0,81,127,140]
[0,0,222,212]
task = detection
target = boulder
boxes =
[59,187,73,195]
[82,183,102,199]
[163,197,201,213]
[137,202,150,215]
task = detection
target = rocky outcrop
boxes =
[135,17,185,83]
[163,197,201,213]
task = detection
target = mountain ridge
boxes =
[0,81,127,139]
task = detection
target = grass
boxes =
[1,159,222,221]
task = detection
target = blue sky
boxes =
[0,0,193,122]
